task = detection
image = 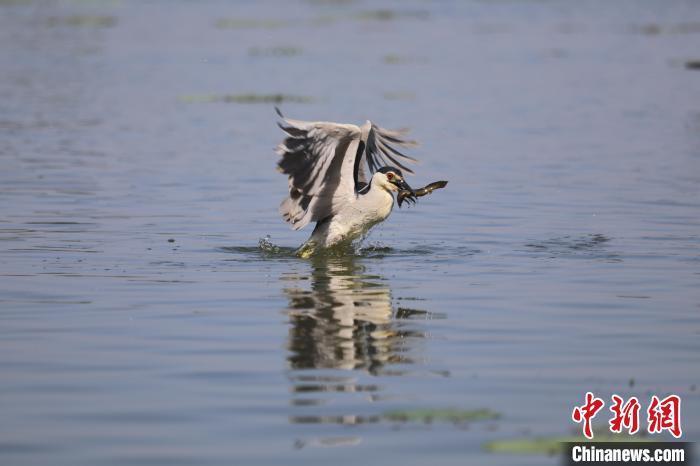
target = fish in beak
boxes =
[398,180,448,207]
[393,178,416,207]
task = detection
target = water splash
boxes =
[218,236,297,259]
[258,235,281,254]
[219,235,461,260]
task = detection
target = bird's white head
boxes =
[373,166,414,195]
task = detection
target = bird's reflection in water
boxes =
[285,255,429,373]
[282,255,442,438]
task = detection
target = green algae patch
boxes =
[484,434,653,456]
[47,15,117,27]
[383,408,500,424]
[355,9,429,22]
[249,46,302,57]
[382,54,427,65]
[215,18,288,29]
[179,94,314,104]
[484,437,573,456]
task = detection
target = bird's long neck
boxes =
[361,181,394,208]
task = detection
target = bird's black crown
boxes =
[377,166,404,176]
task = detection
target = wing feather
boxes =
[276,110,361,230]
[363,122,418,176]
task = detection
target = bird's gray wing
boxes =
[361,121,418,178]
[276,110,362,230]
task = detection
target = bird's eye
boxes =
[386,172,394,181]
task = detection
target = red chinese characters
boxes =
[572,393,683,439]
[572,392,605,439]
[609,394,640,434]
[647,394,682,438]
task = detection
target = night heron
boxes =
[275,108,446,258]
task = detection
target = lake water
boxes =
[1,1,699,465]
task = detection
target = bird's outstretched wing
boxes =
[363,123,417,180]
[276,110,362,230]
[276,109,418,230]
